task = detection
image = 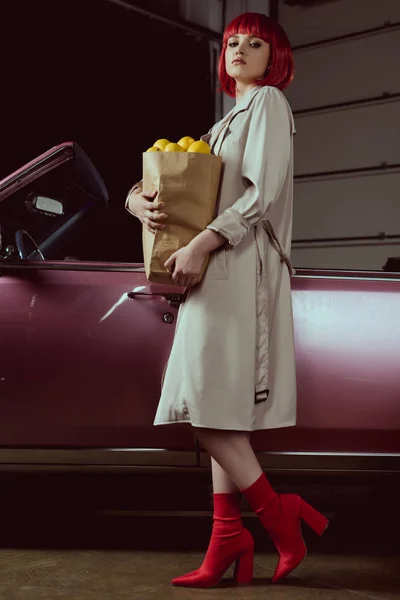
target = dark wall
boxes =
[0,0,216,260]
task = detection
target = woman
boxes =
[126,12,328,588]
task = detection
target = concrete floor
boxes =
[0,471,398,599]
[0,548,398,600]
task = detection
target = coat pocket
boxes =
[210,247,229,280]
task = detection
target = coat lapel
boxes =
[211,87,263,155]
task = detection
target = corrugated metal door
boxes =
[281,0,400,270]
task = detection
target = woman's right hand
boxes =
[126,187,168,234]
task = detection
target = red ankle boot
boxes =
[243,474,329,583]
[172,492,254,588]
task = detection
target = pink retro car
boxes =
[0,143,399,474]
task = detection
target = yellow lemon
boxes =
[187,140,211,154]
[146,146,161,152]
[164,143,185,152]
[177,136,195,151]
[153,138,170,151]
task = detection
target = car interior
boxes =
[0,144,109,263]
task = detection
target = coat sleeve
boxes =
[207,88,293,247]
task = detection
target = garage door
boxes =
[281,0,400,270]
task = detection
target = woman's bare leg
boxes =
[196,429,263,490]
[211,458,239,493]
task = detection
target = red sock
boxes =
[203,492,243,558]
[241,473,279,527]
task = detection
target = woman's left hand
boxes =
[164,245,209,288]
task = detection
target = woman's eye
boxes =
[228,40,261,48]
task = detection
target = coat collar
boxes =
[233,85,263,113]
[220,85,263,126]
[210,86,263,151]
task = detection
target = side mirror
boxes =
[31,195,64,216]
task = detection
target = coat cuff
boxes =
[207,208,250,247]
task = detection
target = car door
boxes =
[0,262,193,449]
[0,144,195,466]
[250,269,400,472]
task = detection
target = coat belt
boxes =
[262,220,295,276]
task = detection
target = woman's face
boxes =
[225,33,270,84]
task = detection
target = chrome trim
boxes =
[293,267,400,278]
[0,262,146,273]
[0,449,197,469]
[257,452,400,473]
[257,451,400,457]
[1,261,399,281]
[294,275,400,282]
[0,449,397,474]
[200,451,400,473]
[0,147,74,199]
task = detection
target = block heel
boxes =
[233,546,254,585]
[301,499,329,536]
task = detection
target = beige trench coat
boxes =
[154,85,297,431]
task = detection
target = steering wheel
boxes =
[15,229,45,260]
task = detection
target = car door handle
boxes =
[127,291,186,309]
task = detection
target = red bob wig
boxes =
[219,12,294,97]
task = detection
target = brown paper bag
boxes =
[142,151,222,284]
